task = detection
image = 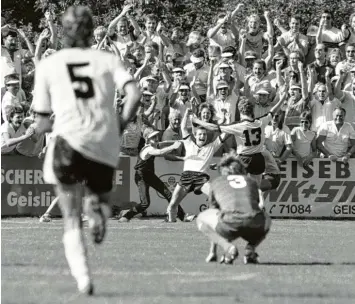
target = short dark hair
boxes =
[7,105,24,122]
[334,106,346,116]
[198,103,215,122]
[218,150,247,176]
[299,110,312,124]
[253,59,266,71]
[192,48,205,58]
[4,30,17,38]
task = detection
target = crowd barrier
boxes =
[1,155,355,218]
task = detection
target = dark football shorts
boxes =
[262,173,281,190]
[179,171,210,195]
[53,135,114,194]
[237,152,265,175]
[215,211,269,245]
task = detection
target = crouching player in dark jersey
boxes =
[197,151,271,264]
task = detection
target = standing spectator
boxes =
[242,11,273,57]
[139,14,170,48]
[264,111,293,165]
[184,49,209,102]
[305,25,318,65]
[15,110,45,157]
[1,29,34,89]
[120,114,144,157]
[2,74,27,122]
[1,105,34,154]
[335,43,355,90]
[276,15,309,57]
[207,4,244,51]
[107,4,141,54]
[334,73,355,128]
[291,111,317,166]
[316,107,355,162]
[162,110,184,161]
[309,83,341,132]
[307,43,334,84]
[316,10,347,56]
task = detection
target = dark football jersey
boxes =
[209,175,260,213]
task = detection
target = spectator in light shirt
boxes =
[316,107,355,162]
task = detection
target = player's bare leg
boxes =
[166,184,188,222]
[83,190,111,244]
[205,242,218,262]
[250,174,264,209]
[55,183,93,295]
[197,209,238,264]
[244,212,271,264]
[39,196,59,222]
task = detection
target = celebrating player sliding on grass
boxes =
[197,151,272,264]
[32,6,141,295]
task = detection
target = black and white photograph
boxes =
[1,0,355,303]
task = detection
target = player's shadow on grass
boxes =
[260,262,355,266]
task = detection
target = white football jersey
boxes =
[221,113,272,155]
[32,48,134,168]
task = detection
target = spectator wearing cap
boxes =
[291,111,317,167]
[184,49,209,103]
[1,105,34,154]
[1,74,27,123]
[169,84,195,123]
[276,16,309,58]
[242,50,258,75]
[309,83,341,132]
[220,46,246,84]
[305,25,318,65]
[242,11,273,57]
[335,43,355,90]
[307,43,334,84]
[171,67,186,90]
[1,28,34,90]
[334,74,355,128]
[264,110,293,166]
[316,10,347,56]
[253,83,275,118]
[207,5,244,51]
[210,80,239,123]
[212,62,239,96]
[107,4,141,54]
[316,107,355,162]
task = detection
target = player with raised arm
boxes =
[31,6,141,295]
[192,89,287,209]
[197,151,271,264]
[166,126,227,222]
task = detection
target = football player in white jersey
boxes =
[166,126,228,222]
[192,90,287,209]
[32,6,141,295]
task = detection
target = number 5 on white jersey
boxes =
[227,175,247,189]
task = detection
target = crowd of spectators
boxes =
[1,5,355,166]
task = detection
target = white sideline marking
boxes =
[1,225,178,230]
[178,273,256,283]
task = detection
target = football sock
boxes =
[44,196,59,216]
[63,229,91,292]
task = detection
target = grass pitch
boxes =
[2,218,355,304]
